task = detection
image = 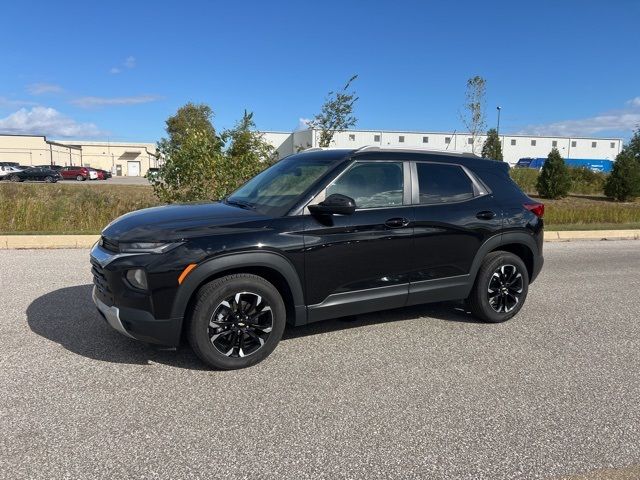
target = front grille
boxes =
[91,259,114,305]
[100,236,119,253]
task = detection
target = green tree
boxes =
[623,127,640,161]
[604,150,640,201]
[461,75,486,154]
[215,110,276,198]
[481,128,503,161]
[536,148,571,199]
[162,102,219,150]
[151,105,275,203]
[309,75,358,147]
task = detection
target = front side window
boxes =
[416,163,475,205]
[326,162,404,209]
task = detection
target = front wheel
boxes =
[468,251,529,323]
[187,274,287,370]
[44,176,54,183]
[76,175,84,181]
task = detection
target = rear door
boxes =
[408,161,502,305]
[303,160,414,321]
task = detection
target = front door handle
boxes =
[385,217,409,228]
[476,210,497,220]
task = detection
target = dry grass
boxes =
[0,183,159,234]
[539,195,640,228]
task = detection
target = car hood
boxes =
[102,201,270,242]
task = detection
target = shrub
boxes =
[536,148,571,199]
[604,150,640,201]
[567,167,607,195]
[509,168,539,193]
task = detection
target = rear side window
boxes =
[416,163,475,204]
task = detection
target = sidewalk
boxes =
[1,230,639,249]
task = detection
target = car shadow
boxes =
[26,284,208,370]
[26,284,480,369]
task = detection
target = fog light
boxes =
[126,269,148,290]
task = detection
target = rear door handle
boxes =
[476,210,497,220]
[385,217,409,228]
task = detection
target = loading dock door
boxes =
[127,161,140,176]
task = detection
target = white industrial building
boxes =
[263,129,623,166]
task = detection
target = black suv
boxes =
[90,148,544,369]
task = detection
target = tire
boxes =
[44,176,53,183]
[76,175,84,181]
[187,274,287,370]
[468,251,529,323]
[9,175,20,182]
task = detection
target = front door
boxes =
[303,160,414,322]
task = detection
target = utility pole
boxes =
[496,106,502,135]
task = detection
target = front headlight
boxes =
[119,242,183,253]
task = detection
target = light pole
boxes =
[496,106,502,135]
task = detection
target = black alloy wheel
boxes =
[188,273,286,370]
[208,292,274,358]
[468,251,529,323]
[487,264,523,313]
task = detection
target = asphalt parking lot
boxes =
[1,241,639,479]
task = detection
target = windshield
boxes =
[227,153,337,216]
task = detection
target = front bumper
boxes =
[92,287,135,339]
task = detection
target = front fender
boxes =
[170,250,307,324]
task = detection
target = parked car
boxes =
[0,165,22,179]
[0,161,20,167]
[35,164,64,172]
[60,166,97,181]
[91,147,544,370]
[95,169,112,180]
[7,167,62,183]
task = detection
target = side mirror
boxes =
[308,194,356,216]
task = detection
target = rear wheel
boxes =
[187,274,286,370]
[468,251,529,323]
[76,175,84,181]
[9,175,20,182]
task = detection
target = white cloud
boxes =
[296,117,311,130]
[0,97,37,108]
[0,107,102,137]
[627,97,640,108]
[520,98,640,136]
[26,83,63,95]
[71,95,161,108]
[109,56,136,74]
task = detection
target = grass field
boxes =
[1,182,640,234]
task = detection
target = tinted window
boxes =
[416,163,475,204]
[327,162,403,209]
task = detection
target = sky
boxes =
[0,0,639,143]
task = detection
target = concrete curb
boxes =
[1,230,639,249]
[545,230,640,242]
[0,235,100,249]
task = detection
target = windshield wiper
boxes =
[225,198,256,210]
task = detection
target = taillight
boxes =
[524,203,544,218]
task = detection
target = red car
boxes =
[60,166,98,181]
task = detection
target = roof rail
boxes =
[353,145,479,156]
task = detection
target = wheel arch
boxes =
[171,251,307,329]
[469,232,539,285]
